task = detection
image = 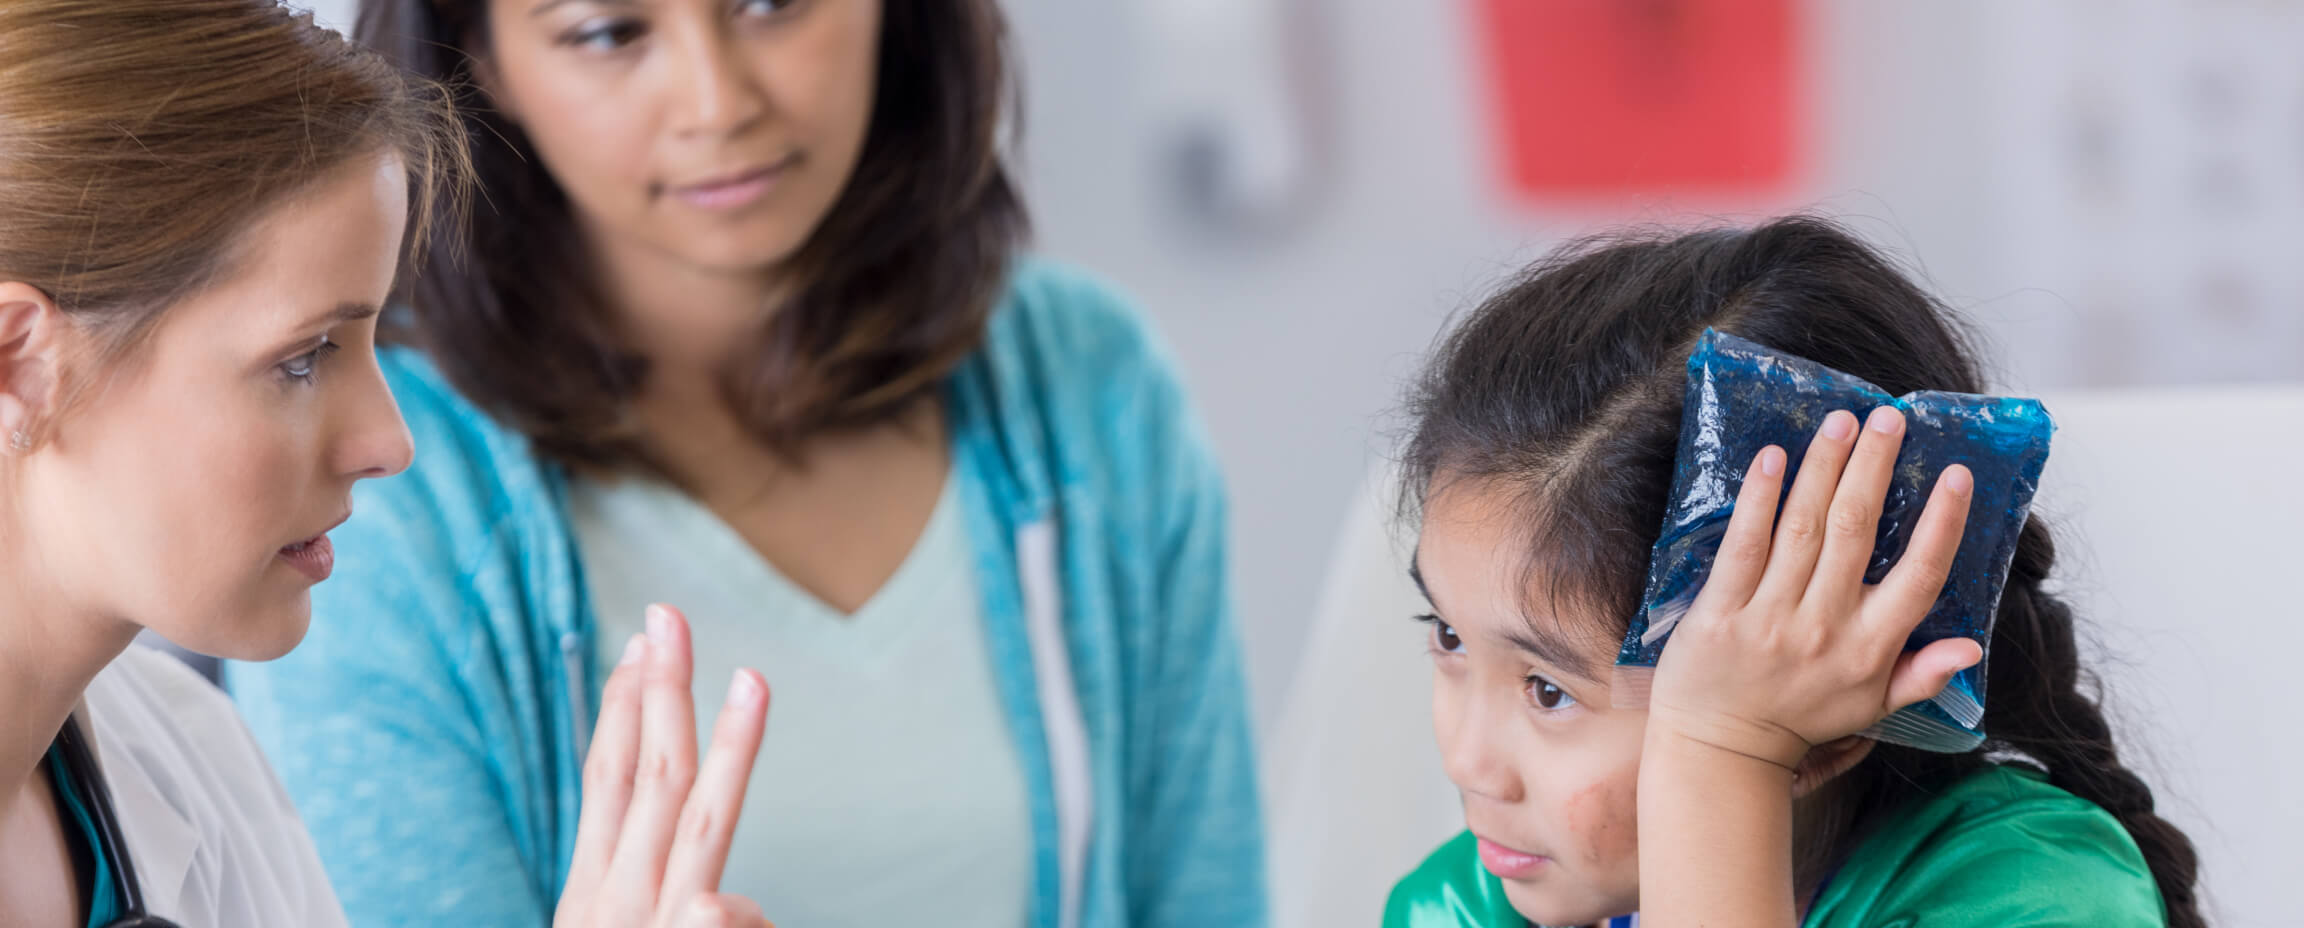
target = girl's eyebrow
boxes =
[1496,622,1606,684]
[1409,554,1606,683]
[1408,557,1434,604]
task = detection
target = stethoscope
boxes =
[53,716,184,928]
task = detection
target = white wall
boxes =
[304,0,352,31]
[2040,387,2304,928]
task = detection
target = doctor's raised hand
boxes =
[556,605,774,928]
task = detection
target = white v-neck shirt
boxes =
[570,471,1032,928]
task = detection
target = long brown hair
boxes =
[1402,217,2204,927]
[0,0,465,439]
[353,0,1027,472]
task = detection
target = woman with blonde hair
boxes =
[0,3,770,924]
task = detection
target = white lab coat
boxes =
[75,644,347,927]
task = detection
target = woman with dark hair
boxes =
[225,2,1265,927]
[1383,218,2201,927]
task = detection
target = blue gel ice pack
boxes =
[1616,329,2054,752]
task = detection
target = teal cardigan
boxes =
[228,260,1267,928]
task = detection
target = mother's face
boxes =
[481,0,884,277]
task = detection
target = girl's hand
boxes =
[554,604,776,928]
[1646,406,1982,772]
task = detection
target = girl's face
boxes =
[1415,483,1648,926]
[482,0,882,276]
[8,153,413,660]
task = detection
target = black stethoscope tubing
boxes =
[54,716,184,928]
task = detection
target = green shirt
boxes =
[1384,765,2166,927]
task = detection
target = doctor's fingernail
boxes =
[1867,406,1904,434]
[619,633,647,666]
[1943,465,1973,496]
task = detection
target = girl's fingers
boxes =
[1695,445,1788,610]
[1884,636,1983,713]
[656,669,771,910]
[1872,465,1975,632]
[605,605,701,915]
[562,634,649,905]
[1753,410,1862,605]
[1807,407,1907,610]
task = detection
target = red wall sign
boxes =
[1473,0,1803,198]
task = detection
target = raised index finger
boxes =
[563,633,649,901]
[604,605,701,914]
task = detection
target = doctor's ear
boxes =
[0,281,70,452]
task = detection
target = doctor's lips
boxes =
[1473,833,1551,880]
[665,154,800,211]
[277,511,349,583]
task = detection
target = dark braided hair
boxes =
[1402,216,2204,927]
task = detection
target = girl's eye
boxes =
[1526,675,1578,711]
[566,17,646,51]
[279,338,341,386]
[735,0,796,15]
[1417,614,1464,654]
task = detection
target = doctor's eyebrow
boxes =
[305,301,381,327]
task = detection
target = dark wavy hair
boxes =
[351,0,1026,470]
[1402,216,2204,928]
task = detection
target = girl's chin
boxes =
[1502,880,1631,928]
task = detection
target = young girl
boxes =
[0,2,770,924]
[1383,218,2201,927]
[228,1,1263,926]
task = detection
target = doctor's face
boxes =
[13,152,414,660]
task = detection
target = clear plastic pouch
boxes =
[1613,329,2055,752]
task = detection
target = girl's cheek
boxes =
[1568,767,1641,870]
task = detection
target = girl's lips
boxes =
[1475,835,1549,880]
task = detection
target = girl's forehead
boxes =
[1412,558,1618,687]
